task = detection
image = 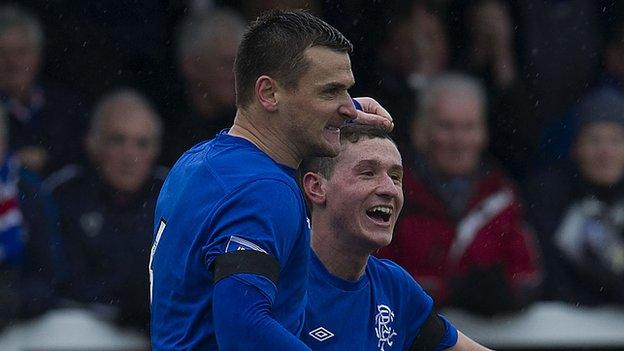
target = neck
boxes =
[229,107,301,168]
[311,220,369,282]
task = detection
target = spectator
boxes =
[458,0,537,179]
[162,9,246,165]
[0,106,59,330]
[0,4,87,175]
[377,73,541,316]
[539,20,624,165]
[47,88,166,332]
[526,88,624,305]
[376,2,449,148]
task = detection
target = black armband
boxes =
[408,310,446,351]
[212,250,280,284]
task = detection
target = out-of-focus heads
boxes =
[411,73,487,178]
[574,89,624,187]
[382,3,449,76]
[0,4,43,99]
[86,89,161,193]
[176,9,246,115]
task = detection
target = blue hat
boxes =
[577,88,624,138]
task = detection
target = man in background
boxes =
[49,88,165,333]
[0,105,59,330]
[378,73,541,316]
[0,4,86,175]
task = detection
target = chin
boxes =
[366,232,394,249]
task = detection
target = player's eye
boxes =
[361,170,374,177]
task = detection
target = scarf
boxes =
[0,155,24,267]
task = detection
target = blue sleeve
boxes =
[387,260,458,350]
[203,179,304,294]
[435,315,459,350]
[213,274,311,350]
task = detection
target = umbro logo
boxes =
[309,326,334,342]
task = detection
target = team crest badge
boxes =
[375,304,397,351]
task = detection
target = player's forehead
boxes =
[338,137,402,170]
[302,46,354,88]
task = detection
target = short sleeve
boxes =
[436,315,459,350]
[400,268,459,350]
[202,178,304,276]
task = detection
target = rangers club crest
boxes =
[375,304,397,351]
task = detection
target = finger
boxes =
[353,97,393,122]
[354,110,394,131]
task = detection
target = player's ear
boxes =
[255,75,278,112]
[302,171,326,206]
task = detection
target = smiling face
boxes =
[415,90,487,177]
[88,98,160,193]
[574,121,624,186]
[0,25,41,97]
[318,137,404,252]
[277,46,357,159]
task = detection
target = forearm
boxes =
[213,275,311,350]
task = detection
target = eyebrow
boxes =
[390,164,404,174]
[321,81,354,91]
[354,160,403,173]
[354,160,380,169]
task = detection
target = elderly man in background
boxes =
[378,73,541,316]
[47,88,166,333]
[0,4,87,175]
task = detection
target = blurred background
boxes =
[2,0,624,350]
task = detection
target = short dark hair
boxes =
[234,9,353,107]
[301,124,395,179]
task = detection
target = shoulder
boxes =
[18,168,44,194]
[480,160,521,192]
[18,169,55,210]
[367,257,425,293]
[44,164,86,196]
[217,177,305,219]
[367,257,435,326]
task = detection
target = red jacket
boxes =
[377,165,541,306]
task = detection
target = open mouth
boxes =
[366,205,393,223]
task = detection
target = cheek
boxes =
[430,130,453,148]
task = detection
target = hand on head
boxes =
[351,97,394,131]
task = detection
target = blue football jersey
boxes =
[303,253,458,350]
[150,130,310,350]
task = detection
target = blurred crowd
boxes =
[3,0,624,337]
